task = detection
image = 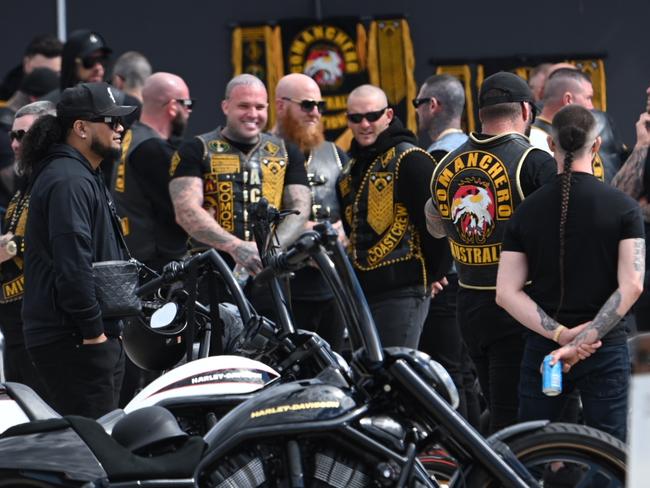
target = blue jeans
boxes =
[518,335,630,441]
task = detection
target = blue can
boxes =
[542,354,562,396]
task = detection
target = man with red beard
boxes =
[273,73,348,351]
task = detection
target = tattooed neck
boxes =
[537,304,562,332]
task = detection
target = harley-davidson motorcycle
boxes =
[0,221,627,487]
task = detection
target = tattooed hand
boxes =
[548,340,602,372]
[611,113,650,198]
[230,240,263,275]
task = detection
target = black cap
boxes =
[20,67,60,97]
[65,29,112,59]
[57,82,136,120]
[479,72,535,109]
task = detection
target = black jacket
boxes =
[23,144,125,348]
[344,119,452,297]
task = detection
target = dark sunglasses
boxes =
[282,97,326,114]
[9,129,26,142]
[78,55,107,69]
[412,97,432,108]
[87,116,123,130]
[346,107,388,124]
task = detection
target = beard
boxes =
[171,111,187,138]
[278,112,325,153]
[90,138,121,162]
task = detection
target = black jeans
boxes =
[3,342,51,403]
[29,334,125,418]
[419,275,481,428]
[367,291,430,348]
[457,287,525,434]
[291,298,346,352]
[519,336,630,442]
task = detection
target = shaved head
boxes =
[348,84,388,108]
[276,73,321,100]
[142,72,189,108]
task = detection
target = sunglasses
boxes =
[9,129,26,142]
[78,55,107,69]
[412,97,432,108]
[87,116,123,130]
[282,97,326,114]
[346,107,388,124]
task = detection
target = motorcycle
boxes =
[0,222,627,487]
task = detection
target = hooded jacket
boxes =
[341,119,451,297]
[22,143,125,348]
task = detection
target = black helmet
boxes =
[111,406,188,455]
[122,303,187,371]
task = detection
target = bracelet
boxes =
[552,325,566,344]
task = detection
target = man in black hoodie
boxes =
[21,82,136,418]
[338,84,450,348]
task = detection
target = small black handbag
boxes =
[91,182,142,318]
[92,259,142,318]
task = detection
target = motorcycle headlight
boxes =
[387,348,460,410]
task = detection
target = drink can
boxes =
[542,354,562,396]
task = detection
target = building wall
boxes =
[2,0,649,144]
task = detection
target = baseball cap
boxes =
[57,82,136,120]
[479,72,536,109]
[20,67,60,97]
[65,29,112,60]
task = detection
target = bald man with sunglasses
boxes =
[273,73,348,351]
[337,84,451,348]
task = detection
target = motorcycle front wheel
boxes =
[455,423,627,487]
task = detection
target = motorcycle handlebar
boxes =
[136,253,206,296]
[253,231,321,285]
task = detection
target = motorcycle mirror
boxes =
[150,302,179,329]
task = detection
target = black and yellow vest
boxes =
[431,132,532,289]
[307,141,342,221]
[532,116,605,182]
[196,128,288,242]
[111,121,161,260]
[0,190,28,303]
[339,142,429,287]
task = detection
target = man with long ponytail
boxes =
[496,104,644,442]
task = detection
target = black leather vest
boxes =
[197,128,288,241]
[339,142,428,283]
[307,142,342,221]
[111,121,161,260]
[0,190,28,303]
[431,132,532,289]
[532,117,605,182]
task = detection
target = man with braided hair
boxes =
[497,105,644,442]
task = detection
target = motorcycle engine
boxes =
[204,443,374,488]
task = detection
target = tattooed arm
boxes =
[169,176,262,274]
[550,238,645,368]
[496,251,573,342]
[611,113,650,199]
[275,183,310,249]
[424,199,447,238]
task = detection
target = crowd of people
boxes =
[0,30,648,448]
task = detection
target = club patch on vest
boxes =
[2,275,24,301]
[204,179,235,232]
[207,140,230,153]
[261,157,287,208]
[433,150,513,265]
[592,153,605,182]
[339,174,351,198]
[115,129,133,192]
[262,141,280,156]
[210,154,240,174]
[366,203,409,266]
[169,150,181,176]
[367,172,394,234]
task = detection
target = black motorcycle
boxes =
[0,224,626,487]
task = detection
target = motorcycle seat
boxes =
[2,415,207,482]
[3,382,61,421]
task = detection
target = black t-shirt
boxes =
[503,172,644,342]
[128,136,188,269]
[172,134,308,187]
